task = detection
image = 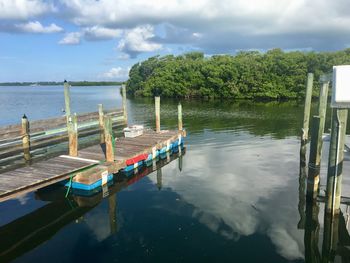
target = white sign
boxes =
[101,170,108,186]
[332,65,350,108]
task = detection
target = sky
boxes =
[0,0,350,82]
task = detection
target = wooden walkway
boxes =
[0,130,184,203]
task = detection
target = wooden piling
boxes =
[68,113,78,157]
[178,102,183,131]
[318,80,329,133]
[63,81,71,124]
[21,115,31,161]
[302,73,314,143]
[98,104,105,143]
[104,115,115,162]
[306,81,329,199]
[307,116,321,199]
[155,96,160,133]
[325,109,348,215]
[122,84,128,125]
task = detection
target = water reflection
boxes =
[147,130,304,261]
[299,142,350,263]
[0,150,184,262]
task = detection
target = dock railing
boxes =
[0,108,125,166]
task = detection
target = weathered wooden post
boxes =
[155,96,160,133]
[306,80,329,199]
[178,102,183,131]
[318,79,330,136]
[63,80,72,124]
[104,115,115,162]
[307,116,321,199]
[68,113,78,156]
[325,109,348,214]
[98,104,105,143]
[157,167,162,190]
[122,84,128,125]
[21,114,31,161]
[302,73,314,143]
[324,65,350,215]
[108,194,117,234]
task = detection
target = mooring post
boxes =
[68,113,78,156]
[155,96,160,133]
[306,81,329,199]
[307,116,321,199]
[108,193,117,234]
[178,102,183,131]
[63,80,72,124]
[318,80,329,134]
[98,104,105,143]
[325,109,348,215]
[157,167,162,190]
[21,114,31,161]
[104,115,115,162]
[302,73,314,144]
[122,84,128,125]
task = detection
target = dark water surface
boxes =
[0,85,348,262]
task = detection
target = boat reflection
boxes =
[0,149,185,262]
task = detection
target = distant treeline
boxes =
[126,48,350,99]
[0,81,124,86]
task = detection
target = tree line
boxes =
[0,81,124,86]
[126,49,350,99]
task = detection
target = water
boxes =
[0,85,348,262]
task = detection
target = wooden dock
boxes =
[0,129,185,203]
[0,83,185,203]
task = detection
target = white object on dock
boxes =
[123,125,144,138]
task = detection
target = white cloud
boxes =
[56,26,121,45]
[59,32,82,45]
[117,25,162,58]
[57,0,350,34]
[3,0,350,52]
[0,0,55,20]
[56,0,350,52]
[15,21,63,33]
[83,26,122,40]
[101,67,129,80]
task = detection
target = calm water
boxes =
[0,85,349,262]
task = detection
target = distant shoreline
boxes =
[0,81,125,86]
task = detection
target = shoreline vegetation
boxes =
[126,48,350,100]
[0,81,124,86]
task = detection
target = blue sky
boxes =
[1,0,350,82]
